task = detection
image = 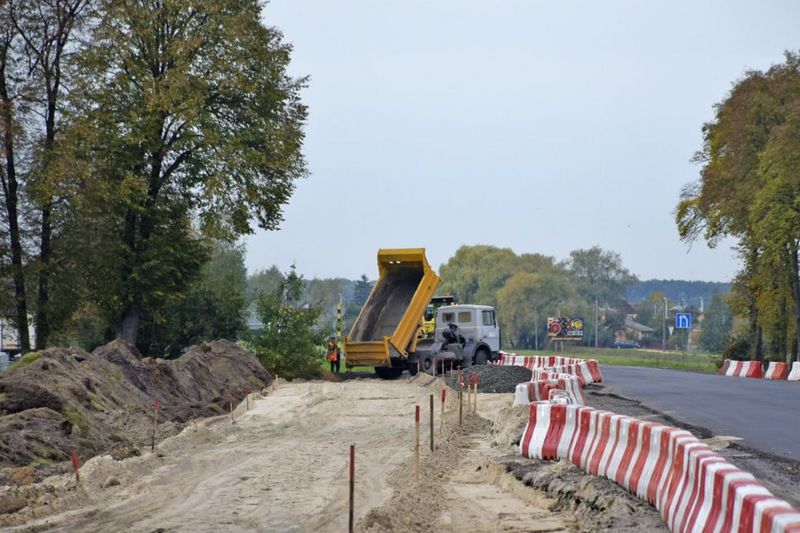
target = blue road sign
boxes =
[675,312,692,329]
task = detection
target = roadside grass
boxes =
[8,352,42,371]
[513,347,719,373]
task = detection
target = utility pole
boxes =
[663,297,668,349]
[594,297,598,349]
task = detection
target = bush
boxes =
[722,333,751,362]
[250,266,326,380]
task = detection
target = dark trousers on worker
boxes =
[330,359,340,373]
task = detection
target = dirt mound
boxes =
[500,457,668,531]
[0,340,270,484]
[452,364,532,393]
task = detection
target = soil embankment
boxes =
[0,339,270,486]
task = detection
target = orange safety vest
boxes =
[327,343,338,362]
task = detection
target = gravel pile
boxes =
[444,365,532,393]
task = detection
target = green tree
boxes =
[72,0,307,345]
[0,0,92,351]
[567,246,637,307]
[251,265,324,379]
[700,291,733,353]
[677,51,800,361]
[496,271,584,349]
[246,266,284,303]
[139,241,248,357]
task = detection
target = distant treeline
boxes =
[626,280,731,305]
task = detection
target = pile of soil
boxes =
[0,339,270,485]
[499,457,668,531]
[444,364,532,393]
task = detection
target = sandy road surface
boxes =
[7,377,569,532]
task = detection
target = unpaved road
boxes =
[5,376,576,532]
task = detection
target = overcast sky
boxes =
[244,1,800,282]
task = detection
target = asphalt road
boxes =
[598,366,800,461]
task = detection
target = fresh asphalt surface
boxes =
[599,366,800,461]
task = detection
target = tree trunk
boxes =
[35,203,51,349]
[118,303,140,344]
[790,245,800,364]
[0,56,31,353]
[754,325,764,362]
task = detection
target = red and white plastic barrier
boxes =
[520,403,800,533]
[765,362,790,380]
[514,376,585,406]
[498,351,603,384]
[789,362,800,381]
[719,359,763,379]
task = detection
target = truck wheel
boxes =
[475,348,488,366]
[375,367,403,380]
[420,356,434,375]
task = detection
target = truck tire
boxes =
[475,348,488,366]
[375,367,403,380]
[420,355,434,375]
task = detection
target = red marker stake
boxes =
[349,444,355,533]
[70,450,80,483]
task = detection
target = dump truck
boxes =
[345,248,500,379]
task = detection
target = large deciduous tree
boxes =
[74,0,307,346]
[677,51,800,361]
[0,0,92,351]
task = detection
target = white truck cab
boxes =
[435,304,501,362]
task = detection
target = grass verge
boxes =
[513,347,718,373]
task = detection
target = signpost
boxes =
[675,313,692,362]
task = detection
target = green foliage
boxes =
[700,291,733,353]
[677,50,800,361]
[250,265,325,380]
[138,241,248,357]
[62,407,89,435]
[59,0,308,345]
[722,332,751,362]
[568,246,637,305]
[246,267,284,303]
[8,352,42,371]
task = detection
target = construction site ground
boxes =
[1,373,668,532]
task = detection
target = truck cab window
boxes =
[457,311,472,323]
[441,312,455,324]
[482,310,495,326]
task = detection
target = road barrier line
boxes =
[519,403,800,532]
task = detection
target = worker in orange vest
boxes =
[327,337,340,374]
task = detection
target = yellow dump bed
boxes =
[345,248,440,367]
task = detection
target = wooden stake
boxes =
[414,405,420,480]
[229,400,235,424]
[349,444,355,533]
[151,397,160,452]
[466,374,472,411]
[429,394,434,452]
[70,449,80,483]
[440,388,446,435]
[473,375,478,412]
[459,386,463,426]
